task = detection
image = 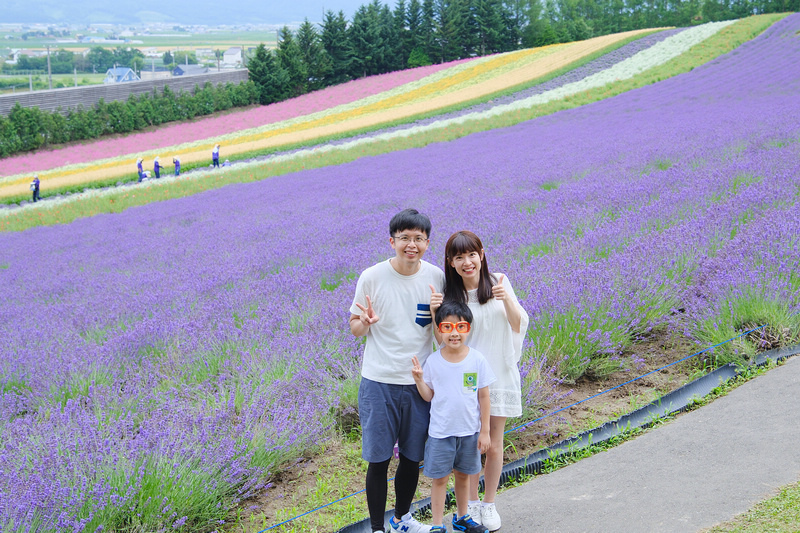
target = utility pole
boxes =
[74,67,77,87]
[46,44,52,90]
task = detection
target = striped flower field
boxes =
[0,28,659,199]
[1,13,799,533]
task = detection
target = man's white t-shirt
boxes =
[350,259,445,385]
[422,347,496,439]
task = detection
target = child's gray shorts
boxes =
[423,432,481,479]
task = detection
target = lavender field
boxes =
[2,14,800,532]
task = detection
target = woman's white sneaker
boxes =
[481,502,501,531]
[467,502,483,525]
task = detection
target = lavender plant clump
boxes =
[1,14,800,531]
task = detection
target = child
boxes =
[411,300,495,533]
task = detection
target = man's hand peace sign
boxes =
[355,295,380,327]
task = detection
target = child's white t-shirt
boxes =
[422,347,496,439]
[350,259,445,385]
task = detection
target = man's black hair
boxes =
[435,300,473,327]
[389,208,432,238]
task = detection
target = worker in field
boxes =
[212,144,220,168]
[173,157,181,176]
[137,158,144,182]
[154,156,163,179]
[30,175,40,202]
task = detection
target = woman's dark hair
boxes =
[435,300,473,327]
[389,208,432,237]
[443,230,497,305]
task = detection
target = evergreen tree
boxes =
[297,19,333,91]
[277,26,309,97]
[247,43,289,105]
[473,0,506,55]
[420,0,439,61]
[321,10,354,85]
[349,0,393,78]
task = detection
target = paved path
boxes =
[496,356,800,532]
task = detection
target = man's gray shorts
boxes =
[423,433,481,479]
[358,377,431,463]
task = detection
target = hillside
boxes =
[1,14,798,533]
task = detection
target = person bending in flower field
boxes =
[412,300,494,533]
[435,230,529,532]
[349,208,445,533]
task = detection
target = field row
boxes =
[1,28,661,198]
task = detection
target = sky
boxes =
[1,0,368,26]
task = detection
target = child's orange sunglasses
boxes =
[438,321,471,334]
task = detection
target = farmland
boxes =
[1,13,799,533]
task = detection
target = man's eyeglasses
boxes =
[438,321,471,334]
[394,235,428,244]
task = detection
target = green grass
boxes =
[693,293,800,368]
[705,480,800,532]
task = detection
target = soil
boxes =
[231,327,702,532]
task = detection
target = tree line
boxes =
[2,46,150,75]
[247,0,797,104]
[0,82,259,158]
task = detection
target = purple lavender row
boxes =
[0,14,799,531]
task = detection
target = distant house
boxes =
[172,65,208,76]
[222,47,242,67]
[195,48,214,59]
[103,67,140,84]
[6,49,44,65]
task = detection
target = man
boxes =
[350,208,445,533]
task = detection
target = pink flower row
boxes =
[2,59,472,176]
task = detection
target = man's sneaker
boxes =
[467,502,483,525]
[481,502,502,531]
[452,513,488,533]
[430,527,447,533]
[389,513,434,533]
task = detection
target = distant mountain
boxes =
[0,0,364,25]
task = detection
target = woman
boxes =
[437,230,529,532]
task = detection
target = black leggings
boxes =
[366,453,420,531]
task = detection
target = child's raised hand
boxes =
[411,355,423,381]
[491,274,506,301]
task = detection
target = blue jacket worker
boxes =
[30,175,40,202]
